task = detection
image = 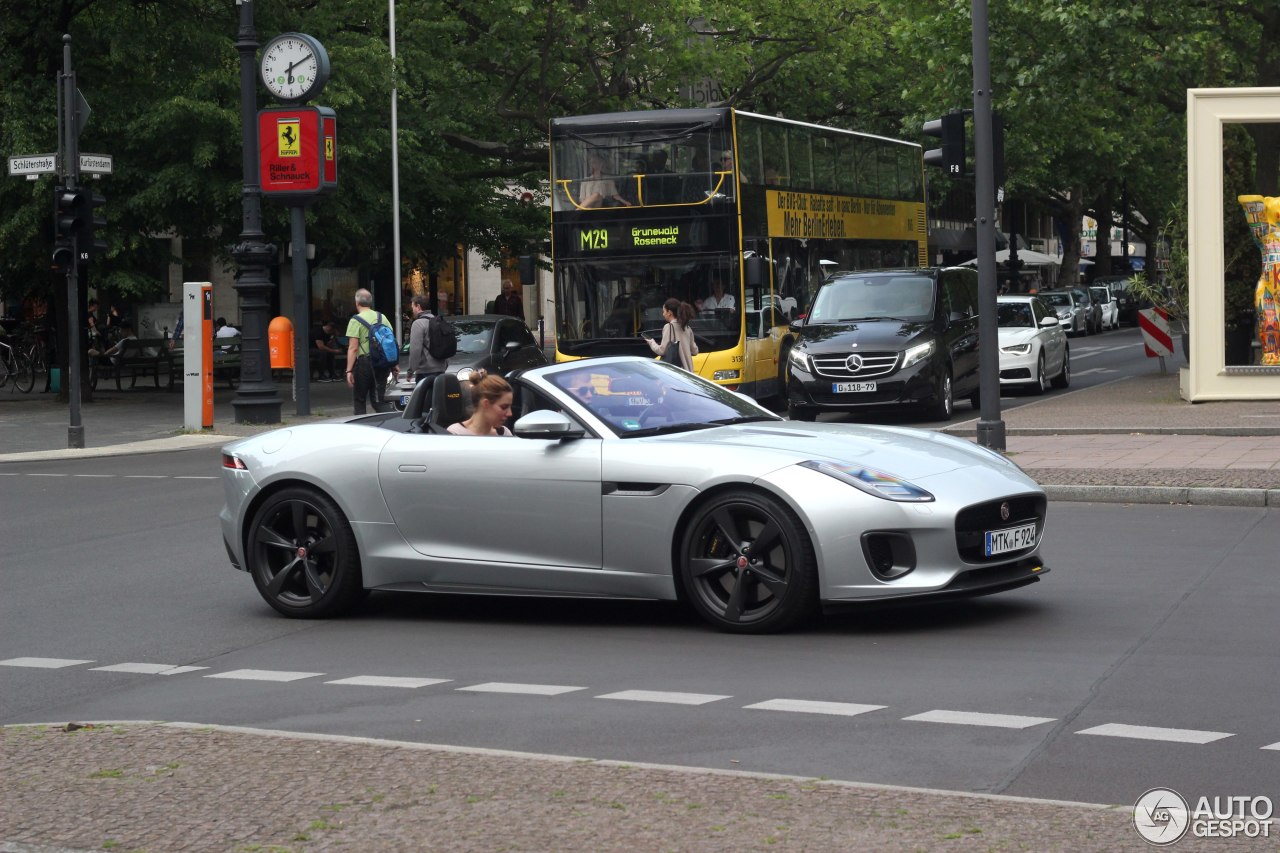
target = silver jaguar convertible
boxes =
[219,357,1050,633]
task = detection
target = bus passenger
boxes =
[580,153,630,208]
[449,370,515,436]
[703,278,736,311]
[642,298,698,372]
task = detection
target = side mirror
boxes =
[1039,315,1059,327]
[745,255,764,288]
[789,316,806,330]
[513,409,585,440]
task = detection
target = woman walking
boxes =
[644,298,698,372]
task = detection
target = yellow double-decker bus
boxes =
[550,108,927,400]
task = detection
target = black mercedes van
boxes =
[784,267,981,421]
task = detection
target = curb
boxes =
[1043,484,1280,507]
[945,426,1280,437]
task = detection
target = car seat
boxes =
[427,373,467,434]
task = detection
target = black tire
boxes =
[247,486,363,618]
[1050,347,1071,389]
[925,369,953,420]
[679,490,818,633]
[1033,352,1048,395]
[787,402,816,421]
[776,340,794,403]
[12,352,34,393]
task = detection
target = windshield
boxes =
[997,302,1035,328]
[1041,293,1071,308]
[548,359,777,437]
[452,320,499,355]
[808,274,935,323]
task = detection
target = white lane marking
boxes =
[90,663,208,675]
[173,475,218,480]
[326,676,451,689]
[72,473,115,478]
[745,698,885,717]
[596,689,730,706]
[1076,723,1233,744]
[1262,741,1280,751]
[27,473,68,477]
[204,669,323,682]
[1069,367,1115,377]
[904,710,1055,729]
[0,657,94,669]
[458,682,585,696]
[125,475,168,478]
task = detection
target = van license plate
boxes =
[833,381,876,393]
[985,522,1037,556]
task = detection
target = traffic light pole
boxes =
[970,0,1005,451]
[60,35,85,449]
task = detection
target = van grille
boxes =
[811,352,899,380]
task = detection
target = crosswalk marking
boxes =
[204,669,323,683]
[596,689,730,706]
[91,663,208,675]
[0,657,93,668]
[1076,723,1233,744]
[904,710,1056,729]
[326,675,451,689]
[744,698,885,717]
[458,682,585,696]
[1262,741,1280,751]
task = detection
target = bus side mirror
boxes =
[745,256,763,288]
[518,254,536,286]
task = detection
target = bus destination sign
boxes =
[577,222,684,253]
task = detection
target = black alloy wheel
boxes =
[679,491,817,633]
[247,487,363,618]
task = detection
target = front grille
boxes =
[811,351,899,380]
[1000,368,1031,380]
[954,493,1046,562]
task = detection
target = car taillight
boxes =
[222,453,248,470]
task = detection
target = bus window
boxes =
[788,128,813,190]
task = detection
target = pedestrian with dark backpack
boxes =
[406,295,452,398]
[345,288,400,414]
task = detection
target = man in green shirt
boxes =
[345,288,398,414]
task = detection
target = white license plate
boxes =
[833,381,876,393]
[984,522,1037,556]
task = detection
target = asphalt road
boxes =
[3,446,1276,811]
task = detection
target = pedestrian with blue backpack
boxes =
[345,288,400,414]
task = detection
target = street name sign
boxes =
[79,153,113,174]
[8,153,56,177]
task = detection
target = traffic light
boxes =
[923,111,966,176]
[52,239,75,274]
[54,185,87,243]
[84,190,107,261]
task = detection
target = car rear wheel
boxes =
[679,491,818,633]
[247,486,363,618]
[1050,347,1071,389]
[1033,352,1048,395]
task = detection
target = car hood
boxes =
[797,319,932,352]
[652,420,1030,484]
[997,327,1040,346]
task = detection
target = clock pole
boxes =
[230,0,282,424]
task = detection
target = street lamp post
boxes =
[231,0,282,424]
[390,0,403,342]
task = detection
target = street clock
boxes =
[260,32,330,103]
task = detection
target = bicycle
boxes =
[0,336,35,393]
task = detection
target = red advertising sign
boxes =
[320,107,337,189]
[258,107,323,197]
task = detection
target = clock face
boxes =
[260,33,328,102]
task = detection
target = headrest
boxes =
[429,373,467,431]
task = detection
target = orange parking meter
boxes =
[268,316,295,369]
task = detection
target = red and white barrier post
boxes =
[1139,306,1174,373]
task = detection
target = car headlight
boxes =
[798,460,934,502]
[788,347,811,372]
[456,367,475,382]
[1000,343,1032,355]
[901,340,935,369]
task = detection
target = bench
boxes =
[93,338,174,391]
[168,336,242,389]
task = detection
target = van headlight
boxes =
[788,347,811,372]
[901,340,935,369]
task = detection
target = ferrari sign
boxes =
[258,106,323,198]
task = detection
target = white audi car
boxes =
[997,294,1070,393]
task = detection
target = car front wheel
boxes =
[247,487,363,618]
[925,369,953,420]
[1051,347,1071,389]
[1034,352,1048,395]
[679,491,818,633]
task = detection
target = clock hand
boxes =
[285,53,313,84]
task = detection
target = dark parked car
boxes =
[389,314,548,410]
[1093,274,1149,326]
[784,267,981,421]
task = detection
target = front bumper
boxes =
[786,354,940,412]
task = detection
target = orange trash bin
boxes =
[268,316,295,369]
